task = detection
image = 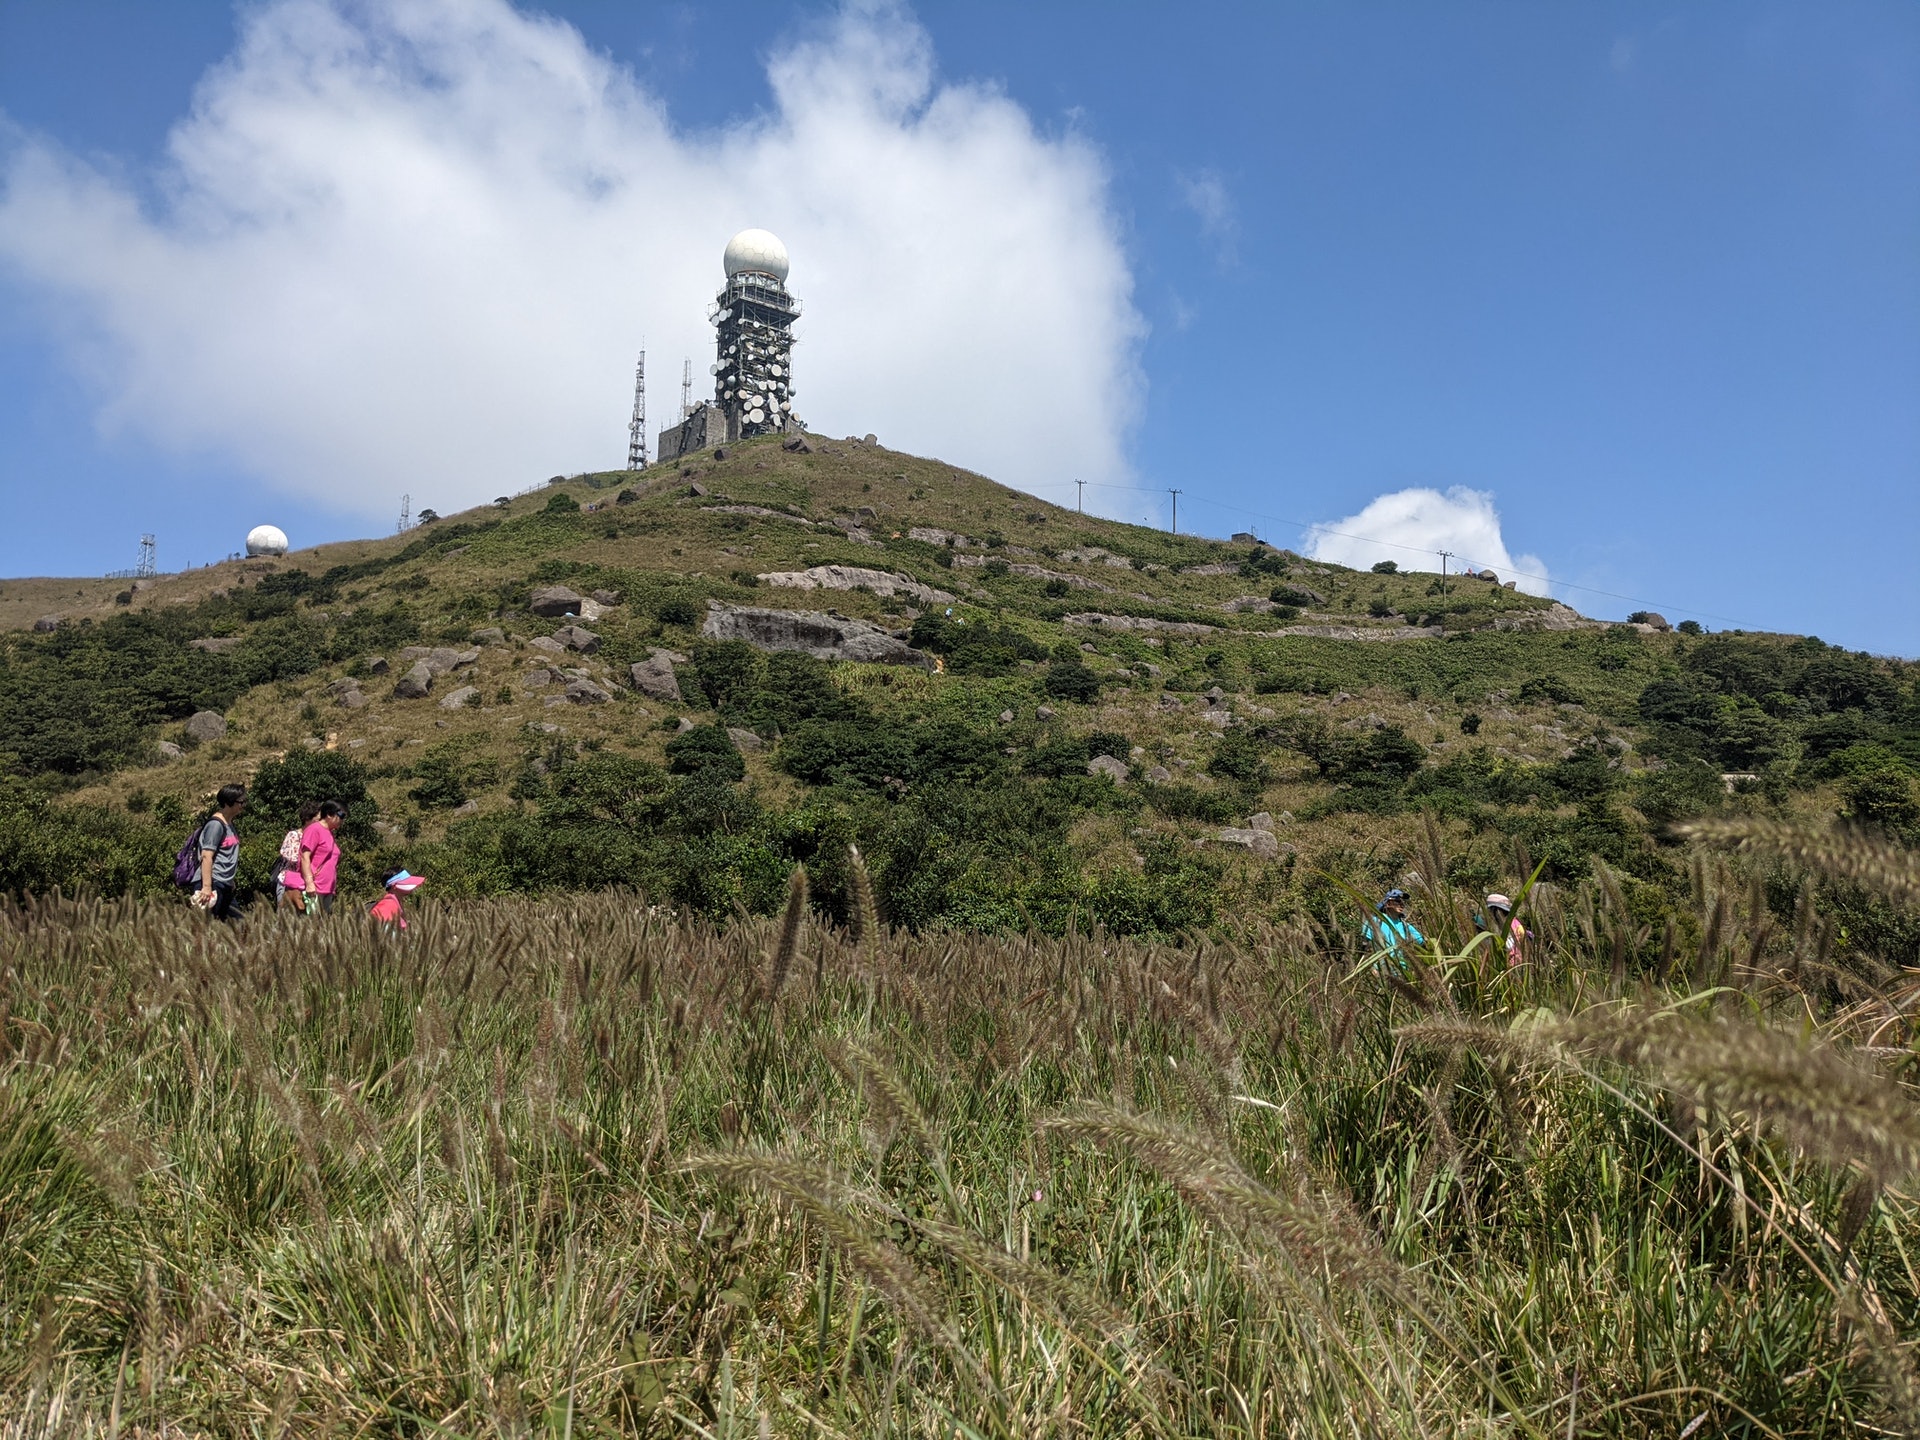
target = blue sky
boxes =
[0,1,1914,653]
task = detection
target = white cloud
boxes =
[0,0,1142,520]
[1303,486,1552,596]
[1176,167,1235,263]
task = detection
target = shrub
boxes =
[665,724,745,781]
[1677,619,1703,634]
[691,639,763,709]
[655,594,699,627]
[543,492,580,514]
[1044,663,1102,703]
[1460,712,1482,735]
[1371,560,1398,574]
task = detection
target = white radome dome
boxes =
[723,228,789,283]
[246,524,289,557]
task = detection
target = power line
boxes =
[1030,477,1752,628]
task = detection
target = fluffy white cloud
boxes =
[1303,486,1551,595]
[0,0,1141,519]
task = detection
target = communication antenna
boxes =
[627,348,648,470]
[397,493,411,534]
[1075,479,1085,513]
[681,358,693,420]
[136,534,156,578]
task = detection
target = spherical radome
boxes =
[723,229,789,282]
[246,524,289,557]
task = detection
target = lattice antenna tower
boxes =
[397,493,411,534]
[680,358,693,420]
[626,348,648,470]
[136,534,156,578]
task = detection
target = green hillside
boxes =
[2,432,1915,951]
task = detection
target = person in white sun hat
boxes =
[1483,893,1529,968]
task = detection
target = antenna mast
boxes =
[680,358,693,420]
[136,534,155,578]
[627,348,648,470]
[397,493,411,534]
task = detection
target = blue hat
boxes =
[1381,888,1409,904]
[385,870,425,892]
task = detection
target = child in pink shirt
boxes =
[370,871,424,929]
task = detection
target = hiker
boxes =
[1363,888,1425,970]
[370,870,425,930]
[275,802,321,911]
[1482,893,1529,968]
[189,784,248,921]
[288,800,346,915]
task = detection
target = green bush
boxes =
[665,723,745,781]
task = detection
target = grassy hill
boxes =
[2,432,1915,948]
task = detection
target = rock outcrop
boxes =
[701,604,932,667]
[184,711,228,743]
[756,565,952,606]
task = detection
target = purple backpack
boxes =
[172,817,224,888]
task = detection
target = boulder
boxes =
[155,740,184,762]
[1036,705,1055,721]
[782,434,815,454]
[529,584,585,618]
[185,710,228,743]
[392,662,434,699]
[399,646,480,675]
[1205,685,1226,701]
[439,685,480,710]
[998,710,1015,724]
[1156,693,1186,712]
[674,716,696,732]
[189,636,243,653]
[527,635,567,654]
[522,668,553,687]
[366,655,390,675]
[576,598,607,622]
[727,727,765,752]
[1203,709,1233,729]
[701,604,932,667]
[452,799,479,816]
[1248,812,1275,832]
[628,653,683,702]
[32,615,62,632]
[337,689,369,710]
[564,677,611,705]
[1637,612,1671,632]
[1216,827,1283,859]
[590,589,622,607]
[553,625,601,654]
[1478,570,1500,584]
[1087,755,1130,782]
[1146,765,1171,784]
[470,626,505,645]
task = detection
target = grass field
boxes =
[3,821,1918,1436]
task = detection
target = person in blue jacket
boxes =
[1364,888,1425,969]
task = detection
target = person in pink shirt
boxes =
[288,801,347,915]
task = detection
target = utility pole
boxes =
[1438,550,1452,597]
[1075,478,1084,513]
[1169,488,1182,536]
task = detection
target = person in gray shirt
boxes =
[193,783,249,920]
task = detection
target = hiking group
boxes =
[1363,885,1530,971]
[173,783,422,926]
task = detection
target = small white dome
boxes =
[245,524,289,557]
[723,228,789,283]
